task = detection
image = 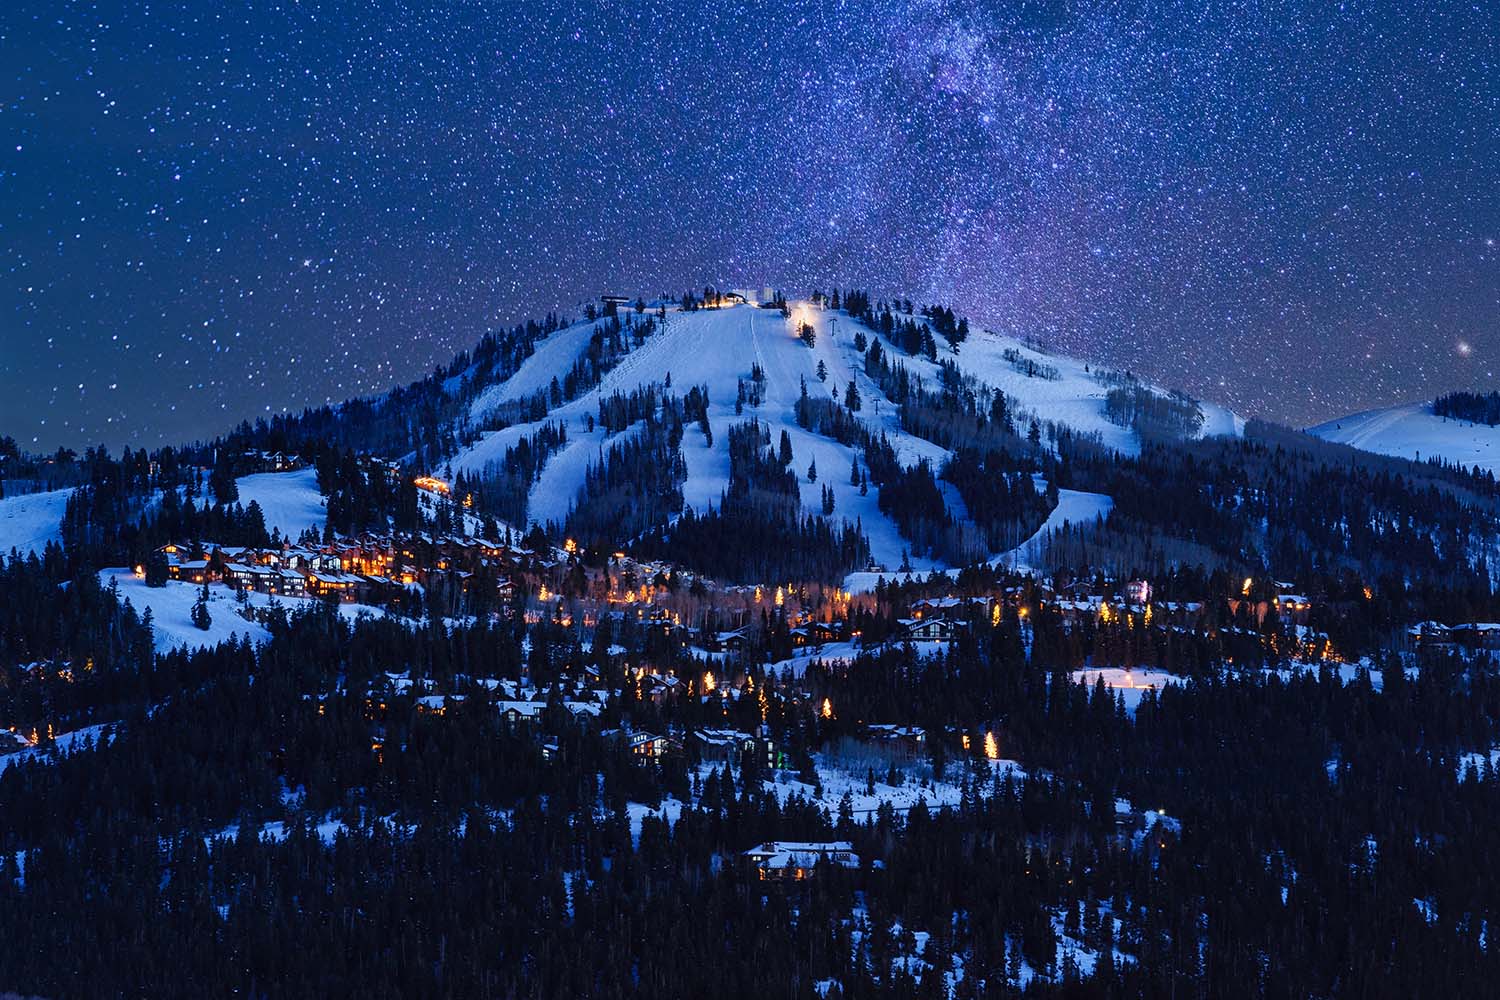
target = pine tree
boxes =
[190,581,212,631]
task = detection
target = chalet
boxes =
[304,569,362,602]
[901,617,957,641]
[497,701,545,729]
[175,559,211,585]
[860,725,927,761]
[809,621,844,643]
[1451,623,1500,651]
[691,728,777,769]
[1408,622,1456,652]
[743,841,859,882]
[1275,594,1311,623]
[274,568,306,597]
[627,731,678,760]
[641,673,681,705]
[708,627,750,655]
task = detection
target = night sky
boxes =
[4,1,1497,451]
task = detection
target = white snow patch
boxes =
[0,487,73,557]
[235,468,325,539]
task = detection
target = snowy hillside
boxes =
[104,569,392,653]
[1307,402,1500,472]
[0,487,73,557]
[451,299,1235,584]
[236,468,326,540]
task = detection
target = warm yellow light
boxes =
[703,671,716,693]
[983,731,999,760]
[1242,577,1253,596]
[820,697,833,720]
[775,585,785,608]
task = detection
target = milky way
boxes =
[3,0,1497,450]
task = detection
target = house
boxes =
[902,617,956,641]
[743,841,859,881]
[627,731,678,760]
[1275,594,1311,623]
[497,700,546,729]
[860,725,927,761]
[1125,579,1152,605]
[691,728,776,769]
[708,627,749,655]
[1451,623,1500,651]
[1408,622,1456,652]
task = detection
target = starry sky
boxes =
[3,0,1497,451]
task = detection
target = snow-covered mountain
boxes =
[1307,402,1500,473]
[444,297,1240,585]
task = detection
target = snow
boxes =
[0,720,117,774]
[468,317,601,420]
[208,815,350,847]
[765,640,862,679]
[235,468,325,539]
[451,300,1223,580]
[0,487,73,557]
[454,304,946,573]
[842,482,1113,592]
[102,569,392,652]
[990,483,1113,572]
[757,753,1024,821]
[1307,402,1500,472]
[625,797,684,845]
[1457,747,1500,780]
[1071,667,1186,713]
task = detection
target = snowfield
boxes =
[102,569,393,652]
[235,468,325,540]
[0,487,73,557]
[1071,667,1186,713]
[1307,402,1500,472]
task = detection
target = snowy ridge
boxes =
[1307,401,1500,473]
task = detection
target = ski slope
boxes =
[468,317,602,417]
[1307,402,1500,473]
[452,299,1226,576]
[454,302,950,575]
[0,487,73,557]
[236,469,325,540]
